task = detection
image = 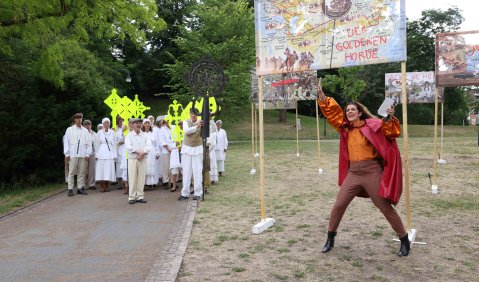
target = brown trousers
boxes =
[328,159,406,236]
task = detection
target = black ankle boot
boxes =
[322,231,337,253]
[398,234,410,257]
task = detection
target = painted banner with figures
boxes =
[436,30,479,87]
[251,70,318,109]
[385,72,444,104]
[254,0,406,75]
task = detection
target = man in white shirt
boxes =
[83,119,97,190]
[63,113,91,196]
[215,120,228,177]
[125,118,151,204]
[179,109,203,201]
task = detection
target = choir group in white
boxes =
[63,110,228,204]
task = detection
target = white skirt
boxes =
[145,175,158,185]
[95,159,116,182]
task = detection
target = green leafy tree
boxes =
[0,1,165,186]
[164,0,255,117]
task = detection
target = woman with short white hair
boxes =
[95,118,117,192]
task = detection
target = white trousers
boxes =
[217,160,225,173]
[68,157,87,190]
[209,149,218,182]
[128,158,147,201]
[180,154,203,197]
[86,155,96,188]
[161,153,170,184]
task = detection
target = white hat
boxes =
[216,120,222,125]
[142,118,150,124]
[156,115,164,122]
[102,117,110,124]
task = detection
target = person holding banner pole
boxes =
[316,82,410,257]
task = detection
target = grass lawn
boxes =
[0,184,65,216]
[1,107,477,217]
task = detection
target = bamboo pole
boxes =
[251,102,255,172]
[255,104,259,156]
[401,62,412,230]
[296,103,299,157]
[433,88,439,185]
[258,76,266,220]
[315,100,322,172]
[440,102,444,160]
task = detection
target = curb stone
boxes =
[145,199,197,282]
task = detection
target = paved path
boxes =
[0,186,196,282]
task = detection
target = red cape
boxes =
[338,118,403,205]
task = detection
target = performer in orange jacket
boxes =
[317,84,410,257]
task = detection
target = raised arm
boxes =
[317,79,344,132]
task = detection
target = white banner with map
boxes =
[385,72,444,104]
[251,70,318,109]
[254,0,406,75]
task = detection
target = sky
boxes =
[406,0,478,31]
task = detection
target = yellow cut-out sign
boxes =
[104,88,151,130]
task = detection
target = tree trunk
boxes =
[279,109,287,122]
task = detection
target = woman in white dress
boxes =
[115,117,125,189]
[169,123,181,192]
[158,117,172,187]
[142,119,159,189]
[95,118,117,192]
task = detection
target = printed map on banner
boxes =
[251,70,318,109]
[436,31,479,87]
[254,0,406,75]
[385,72,444,104]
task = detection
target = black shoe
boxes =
[89,186,96,190]
[128,200,136,205]
[77,188,88,195]
[136,199,147,203]
[204,189,209,194]
[190,190,194,195]
[219,172,222,177]
[192,195,201,200]
[322,231,337,253]
[398,234,410,257]
[68,190,73,197]
[178,195,189,201]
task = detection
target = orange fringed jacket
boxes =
[319,97,403,205]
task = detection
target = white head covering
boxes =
[97,124,103,130]
[102,117,110,124]
[156,115,164,122]
[216,120,222,125]
[142,118,150,124]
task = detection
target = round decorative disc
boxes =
[322,0,352,19]
[188,57,226,97]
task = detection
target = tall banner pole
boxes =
[315,100,323,174]
[252,75,274,234]
[439,102,445,162]
[295,102,299,157]
[433,88,439,186]
[259,76,266,220]
[255,105,259,157]
[401,62,412,230]
[250,102,256,174]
